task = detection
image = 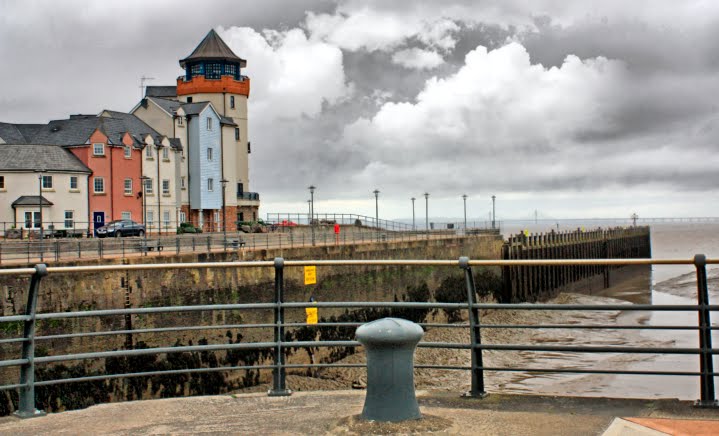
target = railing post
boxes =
[694,254,718,407]
[459,256,487,398]
[269,257,291,396]
[15,264,48,418]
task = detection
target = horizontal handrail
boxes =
[0,257,713,276]
[2,252,718,416]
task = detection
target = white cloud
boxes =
[391,48,444,70]
[219,26,352,120]
[305,8,459,53]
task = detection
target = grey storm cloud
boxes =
[2,0,719,217]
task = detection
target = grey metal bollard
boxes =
[356,317,424,422]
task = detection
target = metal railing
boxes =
[0,256,717,418]
[0,229,489,265]
[266,212,502,232]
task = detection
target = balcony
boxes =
[176,75,250,97]
[237,192,260,205]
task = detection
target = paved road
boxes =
[0,391,716,435]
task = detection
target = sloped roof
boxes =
[220,116,237,126]
[0,123,45,144]
[181,101,212,116]
[179,29,246,68]
[0,144,91,173]
[148,97,182,116]
[145,86,177,98]
[12,196,54,207]
[168,138,183,151]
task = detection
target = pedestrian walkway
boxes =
[0,391,716,435]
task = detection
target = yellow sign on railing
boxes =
[304,265,317,285]
[306,306,318,324]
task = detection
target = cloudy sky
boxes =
[2,0,719,222]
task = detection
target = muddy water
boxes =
[492,223,719,400]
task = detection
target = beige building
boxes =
[139,134,183,234]
[132,29,258,230]
[0,144,90,234]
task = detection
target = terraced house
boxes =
[0,113,165,234]
[0,29,257,235]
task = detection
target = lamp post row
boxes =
[303,186,496,235]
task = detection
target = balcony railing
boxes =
[237,192,260,201]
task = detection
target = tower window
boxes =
[230,95,235,109]
[207,117,212,130]
[235,127,240,141]
[226,64,237,77]
[206,63,222,79]
[208,178,214,192]
[207,147,213,161]
[191,63,202,76]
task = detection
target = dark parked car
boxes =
[96,220,145,238]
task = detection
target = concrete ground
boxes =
[0,391,717,435]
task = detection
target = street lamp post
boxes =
[308,185,316,246]
[462,194,467,234]
[221,178,228,248]
[411,197,416,232]
[373,189,380,241]
[491,195,496,229]
[424,193,429,239]
[37,173,43,261]
[140,176,150,251]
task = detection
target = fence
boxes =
[0,228,497,265]
[0,256,717,417]
[265,213,500,232]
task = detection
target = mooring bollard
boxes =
[356,317,424,422]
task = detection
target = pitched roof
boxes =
[145,86,177,98]
[12,196,54,207]
[148,97,182,116]
[179,29,246,68]
[168,138,183,151]
[0,144,91,173]
[180,101,212,115]
[0,123,44,144]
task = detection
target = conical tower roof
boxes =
[180,29,247,68]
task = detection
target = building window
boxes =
[235,127,240,141]
[180,176,186,190]
[179,211,186,223]
[0,176,5,190]
[238,212,244,223]
[162,179,170,195]
[64,210,74,228]
[42,175,53,189]
[208,178,214,192]
[69,176,78,190]
[25,211,41,229]
[147,210,154,227]
[226,64,237,78]
[144,177,153,194]
[187,96,193,103]
[230,95,235,109]
[206,117,212,130]
[214,211,220,227]
[124,178,132,195]
[145,146,153,159]
[93,177,105,193]
[206,62,222,79]
[247,141,251,154]
[93,143,105,156]
[162,147,169,160]
[191,63,202,76]
[177,116,184,126]
[121,211,131,220]
[124,146,131,158]
[237,182,244,196]
[207,147,213,161]
[163,210,170,228]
